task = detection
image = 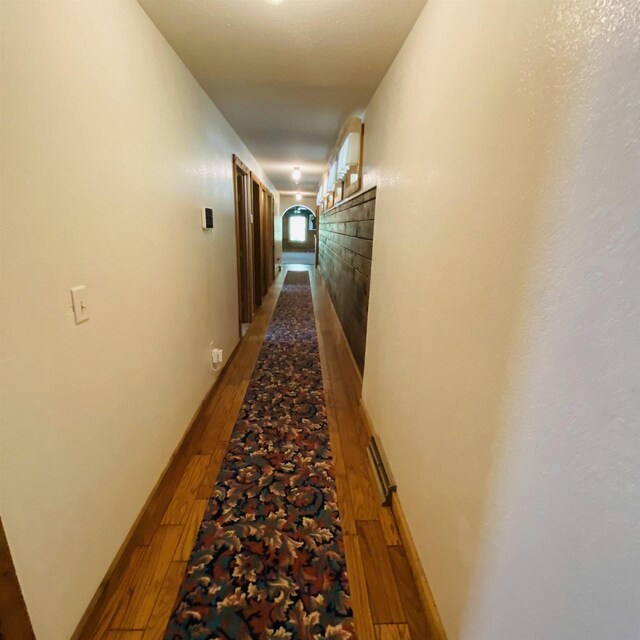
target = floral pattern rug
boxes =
[164,270,355,640]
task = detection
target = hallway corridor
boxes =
[82,267,432,640]
[2,1,639,638]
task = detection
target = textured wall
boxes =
[361,1,640,638]
[319,188,376,372]
[0,2,276,638]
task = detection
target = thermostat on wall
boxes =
[201,207,214,230]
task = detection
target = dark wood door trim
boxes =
[251,176,263,308]
[260,185,269,297]
[233,155,254,331]
[269,194,276,280]
[0,517,36,639]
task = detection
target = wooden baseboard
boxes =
[390,494,448,640]
[359,398,448,640]
[72,338,242,640]
[0,518,36,639]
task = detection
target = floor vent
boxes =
[367,435,397,506]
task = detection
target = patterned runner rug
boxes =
[164,270,355,640]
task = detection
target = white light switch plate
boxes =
[70,286,89,324]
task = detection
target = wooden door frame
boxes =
[231,166,276,316]
[268,193,275,281]
[0,518,36,639]
[232,155,254,333]
[250,175,263,308]
[260,184,269,297]
[263,191,275,288]
[315,206,320,268]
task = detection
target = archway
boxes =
[282,205,316,265]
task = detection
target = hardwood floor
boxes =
[77,266,432,640]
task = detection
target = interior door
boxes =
[233,156,253,327]
[251,177,263,308]
[260,186,270,296]
[267,193,275,282]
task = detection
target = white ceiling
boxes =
[138,0,427,193]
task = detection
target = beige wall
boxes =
[0,2,275,638]
[279,194,316,216]
[361,1,640,638]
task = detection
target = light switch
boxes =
[70,286,89,324]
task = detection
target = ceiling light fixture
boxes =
[295,192,302,202]
[264,0,285,5]
[292,166,302,183]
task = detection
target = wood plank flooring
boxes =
[83,266,432,640]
